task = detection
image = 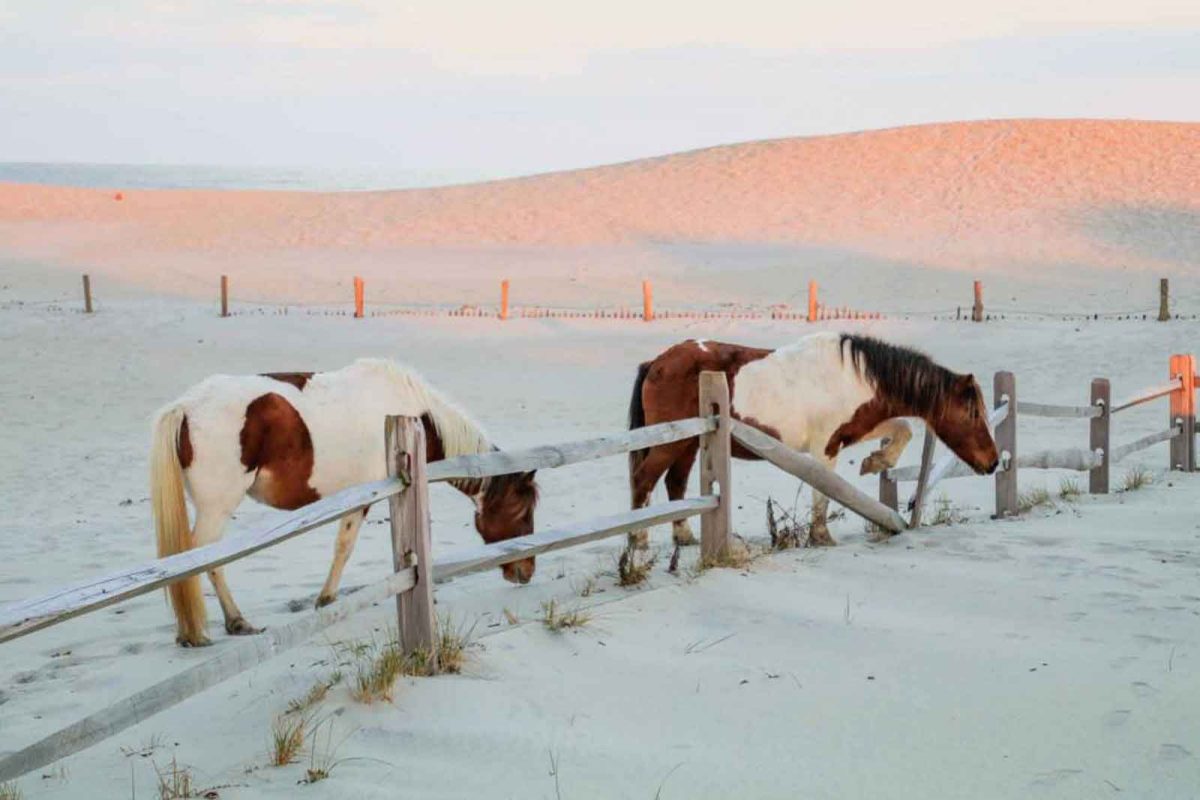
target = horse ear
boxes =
[522,470,537,483]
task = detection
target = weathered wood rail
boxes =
[884,354,1197,520]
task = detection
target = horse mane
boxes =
[360,359,493,458]
[837,334,973,419]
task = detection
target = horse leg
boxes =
[627,444,681,549]
[808,455,838,547]
[192,511,261,635]
[664,440,699,545]
[316,510,367,608]
[859,419,914,475]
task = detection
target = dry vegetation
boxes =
[617,546,657,587]
[928,494,968,526]
[1018,486,1054,513]
[1121,465,1153,492]
[1058,478,1082,500]
[765,496,806,550]
[285,672,342,716]
[0,782,21,800]
[153,757,195,800]
[540,598,591,632]
[697,539,755,572]
[270,711,308,766]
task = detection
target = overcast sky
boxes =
[2,1,1197,173]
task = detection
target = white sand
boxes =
[1,118,1199,797]
[1,284,1198,798]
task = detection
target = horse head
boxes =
[475,470,539,584]
[931,373,1000,475]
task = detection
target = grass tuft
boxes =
[1121,465,1153,492]
[153,757,195,799]
[617,546,657,587]
[765,497,805,550]
[350,640,404,704]
[270,711,308,766]
[300,717,352,785]
[1058,477,1082,500]
[0,781,21,800]
[1017,486,1053,513]
[540,598,591,632]
[928,494,967,526]
[285,672,341,716]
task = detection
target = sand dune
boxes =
[1,119,1198,306]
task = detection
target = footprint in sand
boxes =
[1130,681,1157,698]
[1103,709,1131,728]
[1029,768,1083,789]
[1158,744,1192,761]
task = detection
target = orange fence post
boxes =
[642,280,654,322]
[807,281,818,322]
[1168,354,1196,471]
[972,280,984,322]
[500,279,510,320]
[353,276,364,318]
[220,275,229,318]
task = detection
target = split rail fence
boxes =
[1,355,1195,782]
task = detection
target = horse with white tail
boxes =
[627,332,999,547]
[151,358,538,647]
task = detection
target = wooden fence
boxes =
[882,354,1198,518]
[1,355,1193,780]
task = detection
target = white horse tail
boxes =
[150,405,206,644]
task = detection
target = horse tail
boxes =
[627,361,652,487]
[150,405,206,644]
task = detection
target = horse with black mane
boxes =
[151,358,538,647]
[627,332,999,547]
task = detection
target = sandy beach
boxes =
[2,118,1200,798]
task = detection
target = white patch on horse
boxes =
[733,332,875,454]
[692,338,709,353]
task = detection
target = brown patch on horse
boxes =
[824,396,897,458]
[178,414,194,469]
[239,392,321,510]
[262,372,315,391]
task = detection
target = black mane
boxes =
[838,334,969,418]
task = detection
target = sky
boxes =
[1,0,1198,175]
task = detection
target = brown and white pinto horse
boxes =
[628,332,999,547]
[151,359,538,647]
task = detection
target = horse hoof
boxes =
[315,594,336,609]
[672,529,697,546]
[177,634,212,648]
[860,453,888,475]
[807,529,837,547]
[225,617,263,636]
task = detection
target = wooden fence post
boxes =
[642,280,654,322]
[879,472,898,512]
[698,371,732,560]
[1089,378,1110,493]
[908,428,937,526]
[972,280,983,322]
[808,281,818,322]
[82,274,93,313]
[994,371,1018,516]
[500,279,510,320]
[220,275,229,318]
[1168,354,1196,471]
[353,276,365,319]
[385,416,437,668]
[1158,278,1170,322]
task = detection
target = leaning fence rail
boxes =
[883,354,1197,520]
